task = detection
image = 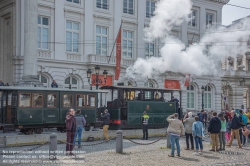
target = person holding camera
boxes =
[51,80,58,88]
[101,109,110,141]
[167,113,185,157]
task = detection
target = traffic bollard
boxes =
[49,133,57,160]
[166,134,171,149]
[116,130,123,153]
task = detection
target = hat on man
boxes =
[143,111,147,114]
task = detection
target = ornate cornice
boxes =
[206,0,229,4]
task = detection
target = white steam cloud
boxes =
[145,0,192,39]
[126,0,250,80]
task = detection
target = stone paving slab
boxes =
[0,137,250,166]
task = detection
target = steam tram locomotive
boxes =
[0,85,181,134]
[99,84,182,130]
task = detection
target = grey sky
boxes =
[222,0,250,26]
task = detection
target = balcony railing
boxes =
[38,50,51,59]
[67,53,81,61]
[88,54,134,67]
[123,8,134,15]
[122,58,134,66]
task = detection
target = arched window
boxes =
[64,76,78,89]
[39,75,48,88]
[144,81,154,99]
[187,85,194,109]
[204,86,212,109]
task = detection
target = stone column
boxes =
[18,0,43,87]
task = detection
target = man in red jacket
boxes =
[65,109,76,155]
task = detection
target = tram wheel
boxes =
[27,129,33,135]
[57,127,66,132]
[34,128,43,134]
[23,129,33,135]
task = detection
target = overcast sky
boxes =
[222,0,250,26]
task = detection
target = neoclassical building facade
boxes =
[221,15,250,110]
[0,0,228,112]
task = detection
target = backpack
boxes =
[241,114,248,125]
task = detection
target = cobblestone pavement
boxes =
[0,136,250,166]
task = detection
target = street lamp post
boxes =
[95,65,100,90]
[222,81,230,109]
[201,86,205,110]
[87,69,92,90]
[86,65,108,90]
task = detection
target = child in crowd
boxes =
[218,113,226,150]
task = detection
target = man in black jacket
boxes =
[101,109,110,141]
[226,110,242,148]
[208,112,221,151]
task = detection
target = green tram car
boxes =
[99,85,182,130]
[0,86,108,134]
[0,85,182,134]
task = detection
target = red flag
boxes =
[184,74,190,87]
[115,26,122,80]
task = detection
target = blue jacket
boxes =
[0,82,4,86]
[238,114,246,126]
[197,112,202,121]
[208,117,221,133]
[230,115,241,129]
[51,82,58,88]
[226,121,231,133]
[192,121,203,137]
[197,113,208,122]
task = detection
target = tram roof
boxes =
[100,85,181,92]
[0,86,109,93]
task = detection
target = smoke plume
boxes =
[125,0,250,80]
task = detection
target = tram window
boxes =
[2,92,6,107]
[76,94,85,107]
[47,94,56,107]
[12,93,17,107]
[8,93,12,105]
[32,93,44,107]
[63,94,72,108]
[19,93,31,107]
[86,95,95,107]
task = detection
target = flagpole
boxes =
[108,21,123,64]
